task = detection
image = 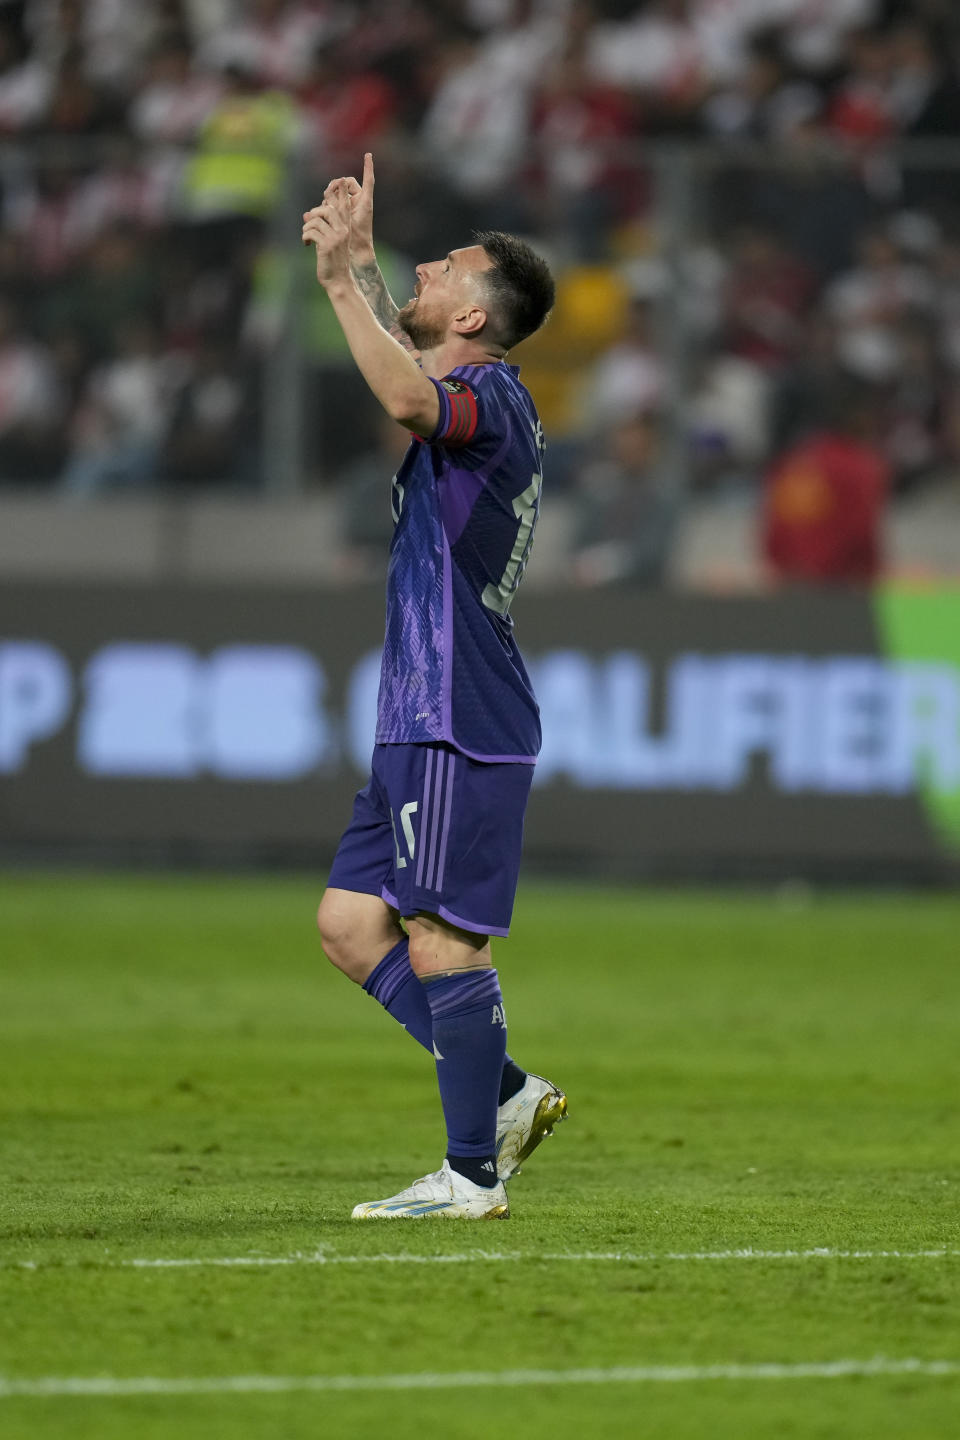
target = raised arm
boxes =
[322,152,419,357]
[302,184,438,436]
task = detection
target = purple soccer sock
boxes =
[362,939,433,1050]
[361,943,524,1099]
[424,969,507,1187]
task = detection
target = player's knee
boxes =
[315,893,360,978]
[406,915,490,979]
[404,930,430,978]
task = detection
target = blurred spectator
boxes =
[336,0,439,129]
[887,17,960,209]
[761,383,889,584]
[28,0,162,95]
[417,0,571,229]
[39,221,157,360]
[0,0,957,515]
[41,43,119,133]
[0,15,51,130]
[887,19,960,136]
[825,224,934,378]
[59,314,176,496]
[0,295,65,482]
[720,111,875,279]
[199,0,335,88]
[298,36,397,180]
[0,230,31,300]
[778,0,877,77]
[688,351,772,482]
[73,134,170,234]
[587,0,720,128]
[8,145,162,280]
[719,223,815,371]
[579,294,665,429]
[159,330,251,486]
[705,29,823,140]
[881,311,943,488]
[159,236,257,350]
[419,32,531,222]
[7,159,100,280]
[129,35,222,145]
[531,38,641,260]
[180,59,300,236]
[826,25,896,143]
[334,410,412,578]
[569,410,678,586]
[770,311,848,451]
[935,235,960,371]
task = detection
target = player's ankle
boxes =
[447,1154,500,1189]
[499,1059,527,1107]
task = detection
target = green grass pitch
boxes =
[2,873,959,1439]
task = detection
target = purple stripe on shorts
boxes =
[415,746,435,887]
[424,748,446,891]
[434,753,456,892]
[436,902,511,938]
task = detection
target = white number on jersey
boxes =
[481,471,542,618]
[391,474,405,525]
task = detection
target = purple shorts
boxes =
[327,743,534,937]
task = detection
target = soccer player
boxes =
[302,154,566,1219]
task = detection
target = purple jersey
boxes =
[375,360,544,762]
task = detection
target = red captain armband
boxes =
[434,377,479,446]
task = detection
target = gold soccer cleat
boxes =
[495,1073,568,1181]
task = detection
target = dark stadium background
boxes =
[1,0,959,883]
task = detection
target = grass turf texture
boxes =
[1,875,959,1439]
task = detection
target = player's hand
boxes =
[320,151,375,263]
[301,186,352,289]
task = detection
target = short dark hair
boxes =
[473,230,555,350]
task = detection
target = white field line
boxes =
[6,1246,960,1272]
[1,1357,958,1399]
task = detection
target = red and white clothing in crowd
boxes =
[828,265,935,328]
[129,54,223,145]
[762,431,888,583]
[722,240,815,371]
[532,56,638,202]
[8,165,166,278]
[200,1,337,88]
[299,63,396,177]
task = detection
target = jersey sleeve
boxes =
[426,376,482,448]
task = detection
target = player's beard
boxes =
[397,298,445,352]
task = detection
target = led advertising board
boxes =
[2,583,957,879]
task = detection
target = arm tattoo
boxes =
[352,258,418,355]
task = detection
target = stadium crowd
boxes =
[1,0,959,582]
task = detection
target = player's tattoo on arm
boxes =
[352,259,418,355]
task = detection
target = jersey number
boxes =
[391,802,418,869]
[391,474,404,524]
[481,472,542,618]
